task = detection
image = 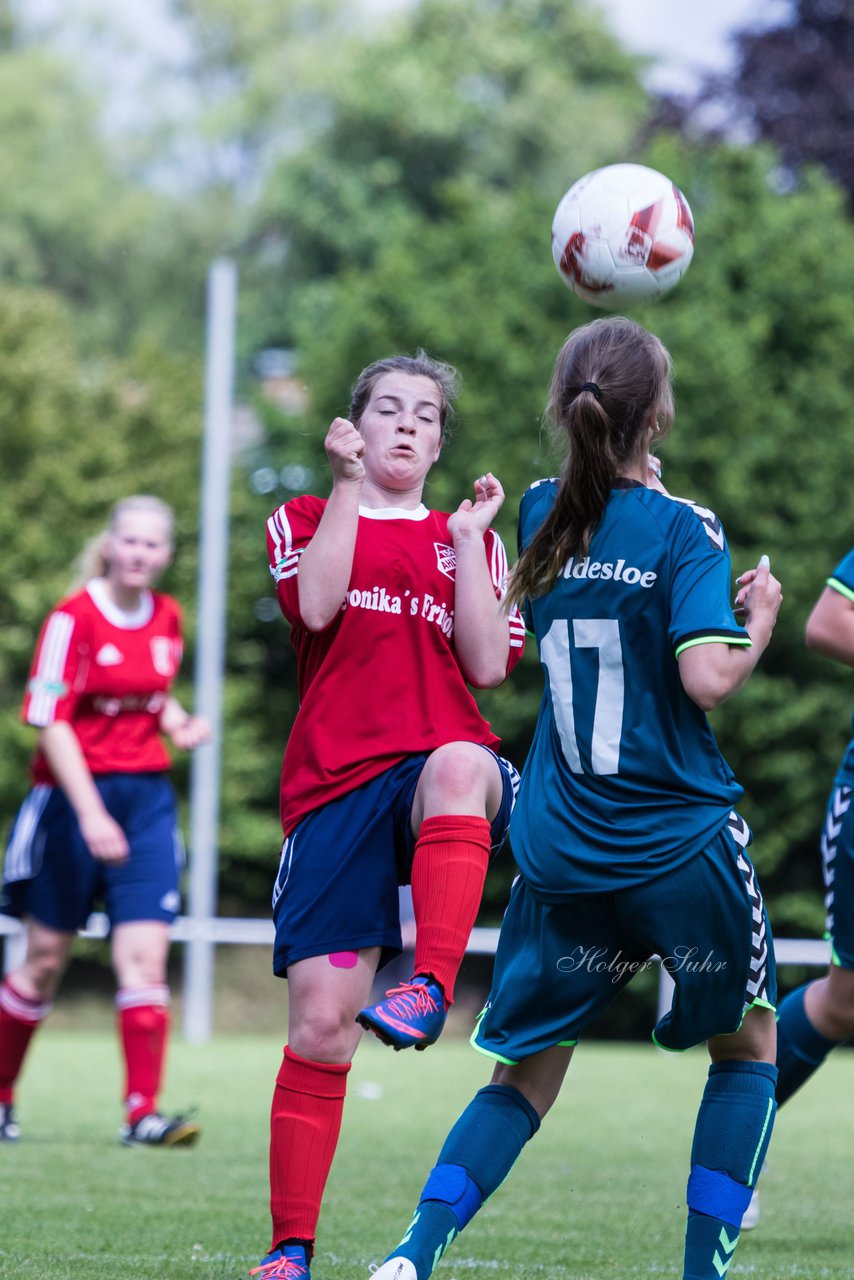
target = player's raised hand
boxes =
[448,472,505,541]
[325,417,365,483]
[735,555,783,633]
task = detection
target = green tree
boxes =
[0,9,215,356]
[659,0,854,204]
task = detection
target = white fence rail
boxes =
[0,913,831,1042]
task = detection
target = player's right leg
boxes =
[256,949,379,1280]
[641,819,778,1278]
[1,783,98,1139]
[0,919,73,1139]
[371,1045,571,1280]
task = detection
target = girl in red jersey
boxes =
[254,353,525,1280]
[0,495,209,1147]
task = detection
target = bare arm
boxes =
[448,473,511,688]
[38,721,129,862]
[678,555,783,711]
[296,417,365,631]
[805,586,854,667]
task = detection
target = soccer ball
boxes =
[551,163,694,307]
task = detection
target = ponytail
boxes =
[506,317,672,612]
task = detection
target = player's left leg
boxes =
[358,744,511,1050]
[654,821,779,1278]
[111,920,197,1148]
[372,1044,572,1280]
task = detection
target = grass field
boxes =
[1,1026,850,1280]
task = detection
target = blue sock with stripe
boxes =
[775,982,839,1105]
[386,1084,540,1279]
[684,1060,777,1280]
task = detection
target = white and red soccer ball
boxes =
[551,163,694,307]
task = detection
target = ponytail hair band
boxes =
[580,381,601,401]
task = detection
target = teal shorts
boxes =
[473,813,776,1061]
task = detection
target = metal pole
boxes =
[183,258,237,1044]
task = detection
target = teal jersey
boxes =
[510,479,751,898]
[826,547,854,784]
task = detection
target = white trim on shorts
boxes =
[4,785,53,884]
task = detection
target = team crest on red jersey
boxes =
[434,542,457,579]
[150,636,176,677]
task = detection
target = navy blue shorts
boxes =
[271,748,519,977]
[820,778,854,968]
[472,813,777,1062]
[1,773,183,932]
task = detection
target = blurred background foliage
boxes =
[2,0,854,1030]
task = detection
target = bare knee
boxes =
[18,936,71,1000]
[290,1003,362,1063]
[491,1044,573,1119]
[112,924,169,989]
[417,743,496,819]
[286,952,378,1063]
[709,1005,776,1064]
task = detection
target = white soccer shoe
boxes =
[370,1259,418,1280]
[741,1186,761,1230]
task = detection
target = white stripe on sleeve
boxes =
[27,612,75,726]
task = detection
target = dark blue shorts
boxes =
[820,779,854,968]
[1,773,183,932]
[472,813,777,1062]
[271,748,519,977]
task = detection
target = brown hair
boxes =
[506,316,673,610]
[74,495,175,586]
[348,350,460,441]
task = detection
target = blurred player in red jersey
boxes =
[254,352,525,1280]
[0,495,209,1147]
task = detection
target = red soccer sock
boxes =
[0,978,52,1104]
[116,985,170,1124]
[269,1045,351,1250]
[411,814,492,1006]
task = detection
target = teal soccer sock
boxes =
[684,1060,777,1280]
[386,1084,540,1279]
[776,982,840,1105]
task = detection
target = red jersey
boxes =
[267,496,526,835]
[22,579,183,785]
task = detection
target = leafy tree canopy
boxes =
[656,0,854,203]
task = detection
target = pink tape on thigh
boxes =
[328,950,359,969]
